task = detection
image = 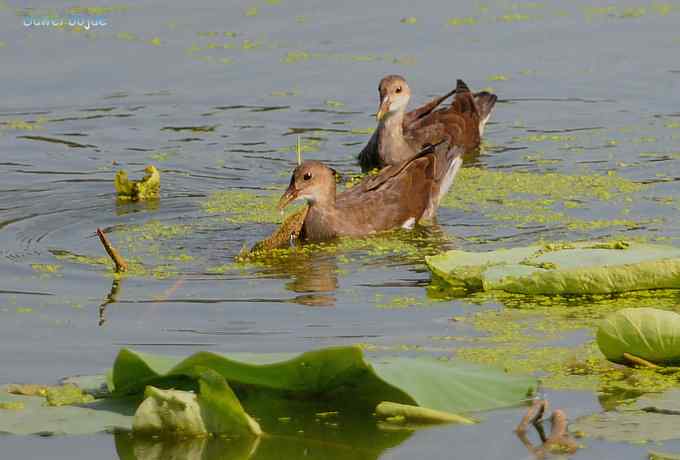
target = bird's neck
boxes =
[308,183,336,209]
[377,110,410,164]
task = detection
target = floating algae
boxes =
[49,221,192,280]
[45,384,95,407]
[431,288,680,393]
[441,168,647,230]
[441,167,646,231]
[202,189,303,224]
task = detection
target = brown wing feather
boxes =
[405,86,481,152]
[334,156,434,234]
[403,88,457,126]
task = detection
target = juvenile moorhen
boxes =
[358,75,496,171]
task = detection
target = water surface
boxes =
[1,0,680,458]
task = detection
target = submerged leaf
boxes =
[572,390,680,443]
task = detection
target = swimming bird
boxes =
[358,75,496,171]
[278,142,464,242]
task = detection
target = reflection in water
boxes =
[115,389,414,460]
[99,278,122,326]
[247,225,455,307]
[285,254,338,307]
[115,415,412,460]
[115,435,258,460]
[115,198,160,216]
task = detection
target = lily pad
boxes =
[0,389,135,435]
[0,346,535,437]
[112,346,536,414]
[426,241,680,295]
[571,390,680,443]
[598,308,680,365]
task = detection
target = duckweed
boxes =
[447,17,478,26]
[202,190,294,224]
[31,264,62,274]
[441,167,647,230]
[439,288,680,393]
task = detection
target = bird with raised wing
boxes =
[358,75,496,171]
[279,142,464,242]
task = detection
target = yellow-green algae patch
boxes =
[202,189,303,224]
[250,228,450,262]
[31,263,62,274]
[441,167,647,230]
[45,384,95,407]
[0,401,24,410]
[432,287,680,394]
[49,221,193,279]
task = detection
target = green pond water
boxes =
[1,0,680,458]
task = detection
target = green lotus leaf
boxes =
[111,346,535,414]
[597,308,680,365]
[0,346,535,437]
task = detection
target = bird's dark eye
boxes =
[303,172,312,181]
[395,87,402,93]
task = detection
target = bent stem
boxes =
[623,352,660,369]
[516,399,578,459]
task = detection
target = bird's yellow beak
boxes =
[278,181,298,210]
[376,96,390,121]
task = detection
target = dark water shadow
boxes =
[114,396,413,460]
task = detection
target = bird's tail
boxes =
[421,144,464,221]
[451,79,477,115]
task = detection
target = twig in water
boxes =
[96,228,128,273]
